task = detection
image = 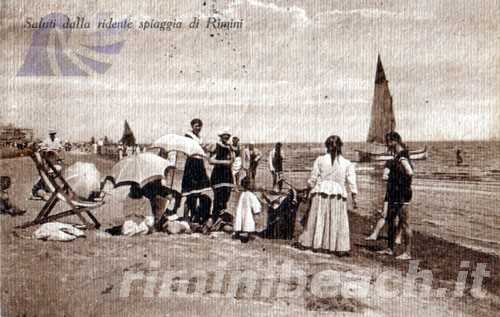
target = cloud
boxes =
[321,9,402,19]
[222,2,431,31]
[313,8,431,24]
[247,0,310,24]
[223,0,311,28]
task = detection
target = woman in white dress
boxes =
[298,135,357,255]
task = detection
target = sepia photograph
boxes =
[1,1,499,316]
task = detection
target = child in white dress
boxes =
[233,177,262,242]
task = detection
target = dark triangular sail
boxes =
[366,55,395,144]
[120,120,136,146]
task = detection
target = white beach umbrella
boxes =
[152,134,206,157]
[110,152,173,187]
[63,162,101,198]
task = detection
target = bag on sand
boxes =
[33,222,86,241]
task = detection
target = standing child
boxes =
[233,177,262,243]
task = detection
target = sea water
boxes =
[260,141,500,256]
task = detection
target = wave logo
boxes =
[17,13,127,76]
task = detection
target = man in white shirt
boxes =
[40,129,63,153]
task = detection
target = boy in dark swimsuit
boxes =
[377,132,414,260]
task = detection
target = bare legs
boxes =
[366,201,402,243]
[366,217,386,240]
[377,203,412,259]
[395,204,412,259]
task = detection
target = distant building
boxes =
[0,124,34,147]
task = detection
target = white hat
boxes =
[217,127,231,137]
[48,129,57,134]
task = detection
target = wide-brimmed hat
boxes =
[48,129,57,134]
[217,128,231,137]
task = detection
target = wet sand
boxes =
[1,153,499,316]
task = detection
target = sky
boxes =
[1,0,499,143]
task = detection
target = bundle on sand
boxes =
[121,216,154,236]
[33,222,86,241]
[165,220,191,234]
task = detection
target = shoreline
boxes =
[2,153,499,281]
[347,211,500,297]
[1,154,499,315]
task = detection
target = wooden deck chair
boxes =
[17,151,104,229]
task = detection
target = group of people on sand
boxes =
[109,118,283,238]
[168,119,415,259]
[291,131,414,259]
[177,118,282,236]
[6,120,415,260]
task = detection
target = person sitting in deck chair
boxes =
[30,150,63,200]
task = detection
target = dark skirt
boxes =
[182,157,210,194]
[210,165,234,189]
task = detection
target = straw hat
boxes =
[217,127,231,137]
[48,129,57,134]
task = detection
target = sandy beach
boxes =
[2,1,498,315]
[1,153,499,316]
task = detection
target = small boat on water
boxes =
[354,55,428,162]
[356,146,429,162]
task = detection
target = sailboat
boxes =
[355,55,428,162]
[120,120,136,146]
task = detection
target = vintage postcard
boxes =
[1,1,499,316]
